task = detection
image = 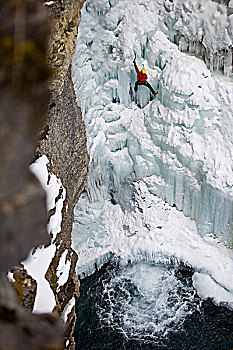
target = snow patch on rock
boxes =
[22,244,57,313]
[22,155,69,314]
[57,249,71,291]
[62,296,76,323]
[7,271,15,283]
[30,155,66,241]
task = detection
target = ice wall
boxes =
[158,0,233,77]
[70,0,233,310]
[72,0,233,245]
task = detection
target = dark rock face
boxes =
[38,64,88,210]
[1,0,88,347]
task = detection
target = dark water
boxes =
[74,260,233,350]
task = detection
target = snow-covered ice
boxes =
[192,272,233,308]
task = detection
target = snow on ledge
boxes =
[22,244,57,314]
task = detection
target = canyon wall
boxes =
[35,0,89,347]
[0,0,88,349]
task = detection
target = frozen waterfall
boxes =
[71,0,233,310]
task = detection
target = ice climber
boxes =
[133,56,158,96]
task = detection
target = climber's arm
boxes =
[134,60,140,75]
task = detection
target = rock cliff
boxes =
[36,0,89,347]
[0,0,88,349]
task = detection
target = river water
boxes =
[74,259,233,350]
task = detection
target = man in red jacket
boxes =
[134,57,158,96]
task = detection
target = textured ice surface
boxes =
[72,0,233,309]
[72,0,233,243]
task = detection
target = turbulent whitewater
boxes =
[71,0,233,340]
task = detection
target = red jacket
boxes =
[134,61,147,83]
